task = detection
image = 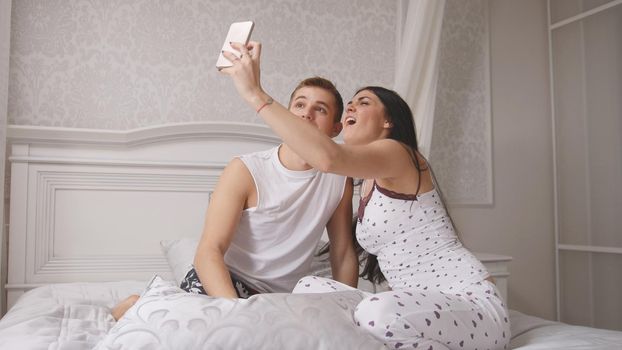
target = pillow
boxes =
[161,238,335,286]
[160,238,199,285]
[95,276,385,350]
[160,238,384,293]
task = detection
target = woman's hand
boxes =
[219,41,269,110]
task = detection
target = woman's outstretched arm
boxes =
[220,42,411,180]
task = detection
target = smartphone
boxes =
[216,21,255,69]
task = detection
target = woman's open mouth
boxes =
[345,116,357,126]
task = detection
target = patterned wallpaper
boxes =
[430,0,492,205]
[8,0,396,129]
[6,0,492,205]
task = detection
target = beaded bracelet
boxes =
[256,97,274,114]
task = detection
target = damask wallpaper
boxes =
[431,0,492,205]
[7,0,492,205]
[8,0,396,129]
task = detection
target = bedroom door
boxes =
[548,0,622,331]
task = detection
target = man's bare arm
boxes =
[193,158,255,298]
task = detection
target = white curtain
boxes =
[0,0,11,315]
[393,0,446,157]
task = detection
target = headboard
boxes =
[4,122,280,311]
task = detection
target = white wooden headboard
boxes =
[4,122,280,311]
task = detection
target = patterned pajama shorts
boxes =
[180,267,261,298]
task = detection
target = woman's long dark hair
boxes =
[318,87,425,285]
[355,86,427,284]
[318,87,459,286]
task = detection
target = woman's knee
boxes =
[293,275,353,293]
[292,276,323,293]
[354,295,399,339]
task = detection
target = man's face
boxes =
[289,86,342,137]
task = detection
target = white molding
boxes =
[27,169,215,281]
[6,121,280,146]
[5,284,46,290]
[483,0,494,207]
[8,156,228,169]
[558,244,622,255]
[452,0,494,207]
[7,157,28,288]
[550,0,622,30]
[578,12,596,326]
[474,251,512,262]
[547,0,561,322]
[431,0,494,207]
[37,256,170,274]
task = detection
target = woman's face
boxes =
[342,89,392,145]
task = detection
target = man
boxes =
[111,77,358,319]
[187,77,358,298]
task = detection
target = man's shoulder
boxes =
[222,158,252,179]
[224,146,277,183]
[237,146,276,162]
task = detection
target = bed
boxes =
[1,122,621,349]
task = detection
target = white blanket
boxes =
[2,280,622,350]
[0,281,145,350]
[0,277,386,350]
[96,276,385,349]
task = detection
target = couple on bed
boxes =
[115,41,510,350]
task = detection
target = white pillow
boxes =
[160,238,199,285]
[160,238,334,286]
[95,276,385,350]
[160,238,384,293]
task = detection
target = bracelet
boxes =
[256,97,274,114]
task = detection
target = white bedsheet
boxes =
[510,310,622,349]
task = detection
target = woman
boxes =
[221,42,510,350]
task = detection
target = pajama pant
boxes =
[293,276,510,350]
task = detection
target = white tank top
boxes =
[357,182,490,292]
[224,146,347,293]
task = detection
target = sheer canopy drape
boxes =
[394,0,445,157]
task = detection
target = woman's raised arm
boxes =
[220,42,411,179]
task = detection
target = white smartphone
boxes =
[216,21,255,69]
